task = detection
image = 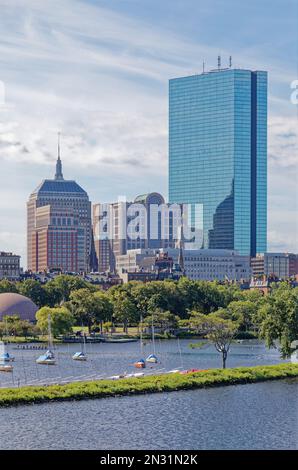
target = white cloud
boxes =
[0,0,297,262]
[268,116,298,168]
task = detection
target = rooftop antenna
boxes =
[218,55,221,70]
[57,131,61,159]
[229,56,232,68]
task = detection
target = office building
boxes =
[116,248,251,282]
[251,252,298,279]
[169,65,267,256]
[27,148,94,273]
[93,193,180,272]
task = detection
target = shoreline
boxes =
[0,364,297,408]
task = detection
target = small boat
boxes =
[36,349,56,365]
[291,350,298,364]
[0,341,14,371]
[0,363,13,372]
[0,352,15,362]
[72,351,87,361]
[134,359,146,369]
[134,315,146,369]
[125,372,145,378]
[146,315,159,364]
[36,315,56,365]
[72,333,87,361]
[146,354,158,364]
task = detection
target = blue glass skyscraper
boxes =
[169,67,267,256]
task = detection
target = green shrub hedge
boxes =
[0,363,297,407]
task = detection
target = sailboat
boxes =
[36,315,56,365]
[72,332,87,361]
[291,340,298,364]
[0,362,13,372]
[134,315,146,369]
[0,345,14,372]
[0,352,15,362]
[0,319,15,364]
[146,314,159,364]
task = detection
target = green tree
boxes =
[36,306,74,337]
[0,280,18,293]
[93,291,113,333]
[177,278,240,315]
[143,310,179,334]
[17,279,48,307]
[110,290,139,333]
[1,316,40,338]
[188,312,239,368]
[256,284,298,357]
[221,300,258,332]
[130,281,183,318]
[44,275,95,305]
[68,289,113,333]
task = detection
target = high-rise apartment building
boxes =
[27,151,94,273]
[169,66,267,256]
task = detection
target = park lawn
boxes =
[0,363,297,407]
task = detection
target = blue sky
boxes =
[0,0,297,266]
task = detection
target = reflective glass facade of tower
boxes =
[169,68,267,256]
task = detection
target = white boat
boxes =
[36,315,56,365]
[72,333,87,361]
[146,314,159,364]
[36,349,56,365]
[0,352,15,362]
[0,341,14,372]
[125,372,145,378]
[72,351,87,361]
[146,354,158,363]
[0,363,13,372]
[291,350,298,364]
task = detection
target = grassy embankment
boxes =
[0,363,297,407]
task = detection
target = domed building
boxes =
[0,293,38,322]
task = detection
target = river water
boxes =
[0,340,298,450]
[0,340,297,450]
[0,339,290,388]
[0,379,297,449]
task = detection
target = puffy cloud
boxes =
[268,116,298,168]
[0,0,297,262]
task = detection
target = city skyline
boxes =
[0,0,297,266]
